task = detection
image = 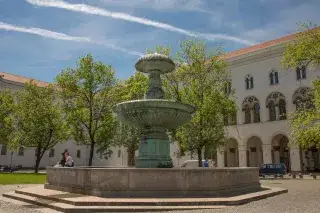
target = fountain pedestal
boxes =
[136,128,172,168]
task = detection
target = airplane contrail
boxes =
[0,22,144,56]
[25,0,256,45]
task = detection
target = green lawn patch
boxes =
[0,173,46,185]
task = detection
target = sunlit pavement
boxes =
[1,179,320,213]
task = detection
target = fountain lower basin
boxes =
[113,99,196,129]
[45,167,261,198]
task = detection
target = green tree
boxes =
[149,40,235,166]
[56,54,117,166]
[113,72,148,166]
[11,82,69,173]
[0,90,14,153]
[282,23,320,149]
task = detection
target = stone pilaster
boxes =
[217,147,225,168]
[290,146,302,172]
[262,144,272,164]
[238,145,247,167]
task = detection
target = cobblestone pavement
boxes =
[0,180,320,213]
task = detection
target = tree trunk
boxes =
[34,154,42,173]
[197,148,203,167]
[127,146,136,167]
[88,142,95,166]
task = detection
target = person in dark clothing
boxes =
[58,152,66,167]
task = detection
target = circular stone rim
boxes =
[113,99,196,114]
[135,53,175,74]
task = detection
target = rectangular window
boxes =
[274,72,279,84]
[296,68,301,80]
[224,81,232,95]
[269,73,274,85]
[250,77,254,89]
[118,150,121,158]
[1,145,7,155]
[49,149,55,158]
[76,150,81,158]
[18,147,24,156]
[245,78,249,90]
[301,66,306,79]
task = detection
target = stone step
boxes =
[2,192,227,213]
[12,185,288,207]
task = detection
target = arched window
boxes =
[266,92,286,121]
[245,75,254,90]
[268,101,276,121]
[293,87,312,110]
[244,106,251,124]
[253,103,260,123]
[230,111,237,125]
[269,70,279,85]
[295,97,303,110]
[1,144,7,155]
[242,96,260,124]
[279,99,287,120]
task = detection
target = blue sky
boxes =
[0,0,319,82]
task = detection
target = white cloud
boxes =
[25,0,256,45]
[100,0,210,13]
[0,21,143,56]
[0,21,91,42]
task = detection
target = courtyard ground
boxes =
[0,179,319,213]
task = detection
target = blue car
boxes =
[259,163,287,177]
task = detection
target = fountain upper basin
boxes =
[113,99,196,129]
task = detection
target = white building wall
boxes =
[221,44,320,172]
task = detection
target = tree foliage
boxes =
[11,82,69,173]
[148,40,235,166]
[283,23,320,149]
[282,22,320,69]
[56,54,117,166]
[0,90,14,148]
[112,72,148,166]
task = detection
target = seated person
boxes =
[64,152,74,167]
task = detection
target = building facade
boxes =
[217,33,320,172]
[1,31,319,171]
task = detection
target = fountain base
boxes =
[44,167,262,198]
[135,128,173,168]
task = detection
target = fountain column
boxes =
[136,70,172,168]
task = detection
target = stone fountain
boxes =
[113,53,196,168]
[41,53,263,198]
